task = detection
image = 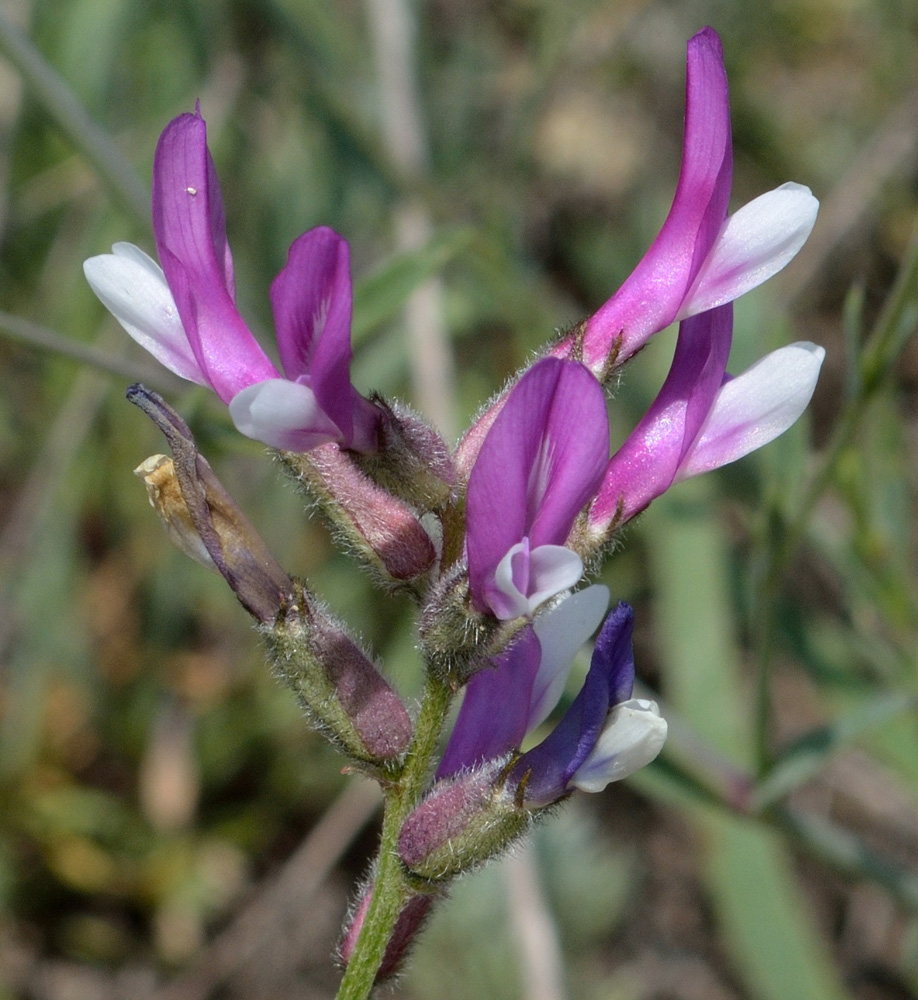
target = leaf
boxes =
[643,476,855,1000]
[754,691,916,809]
[352,227,473,344]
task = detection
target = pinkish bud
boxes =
[398,760,529,881]
[266,591,413,765]
[338,884,438,980]
[280,443,438,586]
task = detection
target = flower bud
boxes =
[264,589,413,765]
[354,398,456,514]
[280,443,437,587]
[398,761,530,882]
[129,385,295,623]
[338,883,438,980]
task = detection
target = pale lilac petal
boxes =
[570,698,667,792]
[485,542,585,621]
[679,183,819,318]
[592,304,733,527]
[466,359,608,612]
[228,379,342,451]
[271,227,360,441]
[153,112,278,402]
[528,584,610,732]
[575,27,732,371]
[84,244,207,385]
[436,627,543,779]
[676,341,825,479]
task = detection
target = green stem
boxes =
[0,9,149,223]
[778,210,918,579]
[335,675,452,1000]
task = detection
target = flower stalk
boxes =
[334,674,454,1000]
[87,25,827,992]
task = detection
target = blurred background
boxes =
[1,0,917,997]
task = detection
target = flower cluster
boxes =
[87,28,823,988]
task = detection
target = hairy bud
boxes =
[264,587,413,765]
[280,444,437,588]
[338,884,439,981]
[398,761,530,882]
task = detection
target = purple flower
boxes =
[552,27,818,376]
[465,358,609,619]
[438,585,611,777]
[437,594,666,804]
[590,304,825,530]
[84,110,380,453]
[509,601,666,806]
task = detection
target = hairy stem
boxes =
[335,675,452,1000]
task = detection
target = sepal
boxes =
[353,398,456,514]
[280,444,438,588]
[417,563,527,686]
[263,585,413,766]
[398,761,530,882]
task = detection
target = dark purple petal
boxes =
[466,358,609,611]
[591,303,733,527]
[153,112,278,402]
[436,627,542,779]
[568,27,732,373]
[510,601,635,804]
[270,227,362,443]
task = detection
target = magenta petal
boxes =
[153,112,278,403]
[271,227,361,442]
[436,628,542,779]
[576,27,732,371]
[592,303,733,526]
[466,359,609,611]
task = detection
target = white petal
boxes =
[679,183,819,318]
[490,542,584,620]
[677,341,825,480]
[526,545,585,613]
[83,244,207,384]
[528,584,610,731]
[228,378,342,451]
[570,698,667,792]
